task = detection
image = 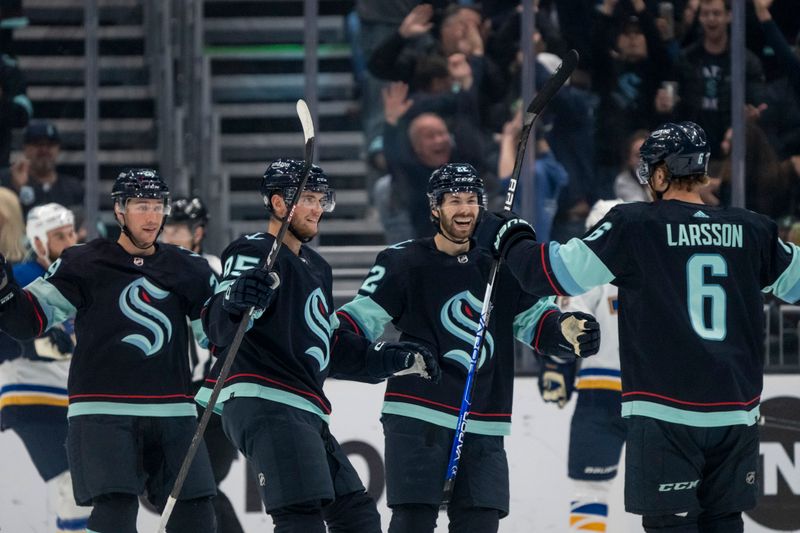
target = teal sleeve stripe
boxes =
[13,94,33,116]
[381,401,511,436]
[513,297,557,345]
[25,278,77,330]
[337,296,392,341]
[191,319,209,349]
[0,16,29,29]
[549,240,615,296]
[763,241,800,303]
[215,279,234,295]
[67,402,197,418]
[196,382,330,423]
[621,400,760,427]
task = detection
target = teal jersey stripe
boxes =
[194,386,223,415]
[337,295,392,341]
[621,400,760,427]
[549,240,615,296]
[513,296,557,345]
[25,278,77,330]
[382,401,511,436]
[191,318,209,348]
[67,401,197,418]
[215,279,234,294]
[0,16,29,29]
[764,241,800,303]
[195,382,331,423]
[12,94,33,116]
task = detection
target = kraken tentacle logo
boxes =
[118,278,173,356]
[440,291,494,371]
[304,288,333,371]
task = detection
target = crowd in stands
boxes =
[0,4,87,261]
[2,0,800,261]
[353,0,800,243]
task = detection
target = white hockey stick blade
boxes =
[296,99,315,143]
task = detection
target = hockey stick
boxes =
[157,100,315,532]
[441,50,579,506]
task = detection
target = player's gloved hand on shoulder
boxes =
[368,341,442,383]
[473,211,537,259]
[0,253,18,307]
[537,356,577,408]
[222,269,280,316]
[536,311,600,359]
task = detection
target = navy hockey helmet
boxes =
[427,163,485,210]
[636,122,710,185]
[168,196,209,226]
[111,168,171,214]
[260,158,335,213]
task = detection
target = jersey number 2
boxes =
[686,254,727,341]
[360,265,386,295]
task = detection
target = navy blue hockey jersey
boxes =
[0,239,217,418]
[337,238,559,436]
[504,200,800,427]
[197,233,372,423]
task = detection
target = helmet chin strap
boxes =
[288,223,314,244]
[432,213,470,245]
[436,227,470,245]
[116,212,163,251]
[270,212,315,244]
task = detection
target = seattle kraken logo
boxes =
[304,288,333,371]
[118,278,173,356]
[440,291,495,371]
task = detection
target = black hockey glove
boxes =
[473,211,536,259]
[536,311,600,359]
[222,269,280,316]
[46,327,75,356]
[367,341,442,383]
[537,356,577,408]
[0,253,17,308]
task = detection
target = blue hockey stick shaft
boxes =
[441,50,578,506]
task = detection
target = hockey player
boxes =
[477,122,800,533]
[336,163,601,533]
[0,203,90,532]
[161,195,222,273]
[161,195,243,533]
[537,199,625,533]
[0,169,218,533]
[198,159,441,533]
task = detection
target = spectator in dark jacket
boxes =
[0,121,84,216]
[671,0,766,158]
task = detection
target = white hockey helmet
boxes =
[586,199,624,231]
[26,203,75,254]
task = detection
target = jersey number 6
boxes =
[686,254,728,341]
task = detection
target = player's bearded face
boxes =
[288,191,325,240]
[437,192,480,241]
